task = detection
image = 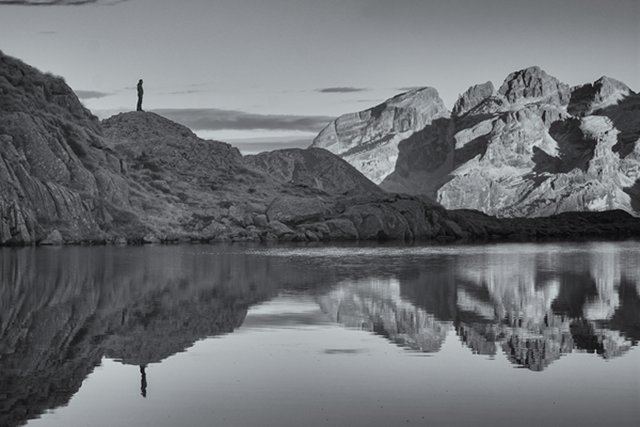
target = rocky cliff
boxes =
[0,51,130,244]
[311,87,450,184]
[314,66,640,218]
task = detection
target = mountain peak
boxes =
[102,111,199,144]
[453,81,495,116]
[312,86,448,184]
[568,76,633,116]
[385,86,443,110]
[498,66,570,105]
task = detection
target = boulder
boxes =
[266,195,332,224]
[40,230,63,246]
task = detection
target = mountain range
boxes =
[312,67,640,217]
[1,50,639,245]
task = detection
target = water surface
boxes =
[1,242,639,427]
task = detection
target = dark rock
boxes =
[253,214,269,228]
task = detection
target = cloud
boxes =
[75,90,113,99]
[233,139,313,155]
[165,89,202,95]
[397,86,425,92]
[317,87,368,94]
[152,108,333,133]
[0,0,128,5]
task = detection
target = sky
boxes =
[0,0,638,153]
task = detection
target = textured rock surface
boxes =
[497,66,570,105]
[311,87,449,184]
[452,81,495,116]
[0,51,130,244]
[568,76,632,116]
[245,147,382,195]
[320,65,640,217]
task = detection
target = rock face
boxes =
[452,81,494,116]
[311,87,449,184]
[568,76,632,116]
[0,51,130,244]
[322,65,640,217]
[497,66,570,105]
[245,147,383,195]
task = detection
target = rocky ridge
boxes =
[314,66,640,218]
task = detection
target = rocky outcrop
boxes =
[0,50,131,244]
[311,87,449,184]
[245,147,382,195]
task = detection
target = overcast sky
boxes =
[1,0,638,151]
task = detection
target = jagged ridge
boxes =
[315,65,640,218]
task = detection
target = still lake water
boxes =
[1,242,639,427]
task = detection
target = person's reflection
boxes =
[140,365,147,398]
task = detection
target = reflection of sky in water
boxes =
[1,242,638,427]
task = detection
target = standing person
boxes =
[136,79,144,111]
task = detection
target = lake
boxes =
[1,242,639,427]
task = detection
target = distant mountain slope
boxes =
[245,147,383,195]
[314,66,640,217]
[311,87,449,184]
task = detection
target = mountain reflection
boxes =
[0,243,639,427]
[0,246,311,427]
[319,244,640,371]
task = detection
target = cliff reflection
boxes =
[319,244,639,371]
[0,246,313,427]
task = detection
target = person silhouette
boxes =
[140,365,147,398]
[136,79,144,111]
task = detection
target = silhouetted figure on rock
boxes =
[140,365,147,398]
[136,79,144,111]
